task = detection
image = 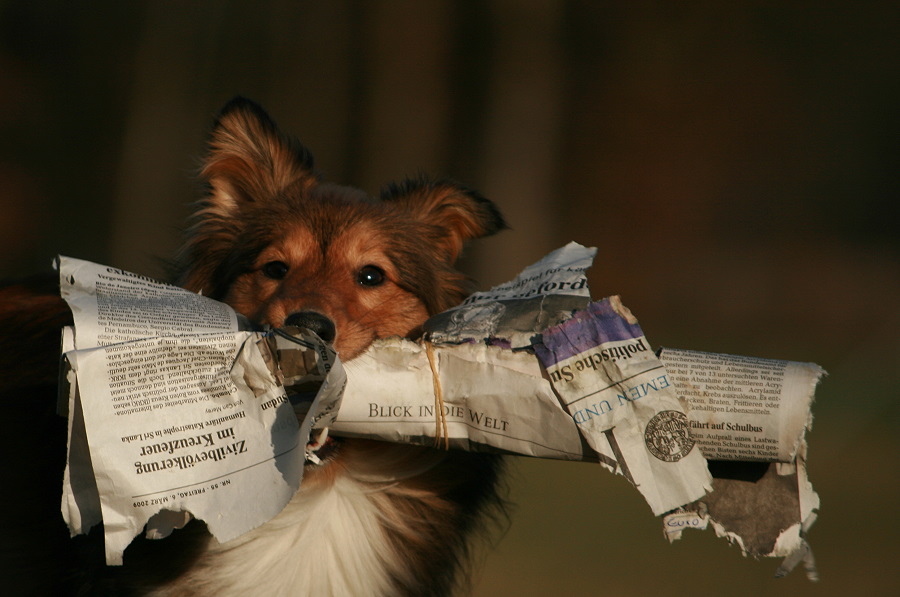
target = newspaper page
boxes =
[57,257,337,565]
[658,348,822,462]
[329,338,594,460]
[424,241,594,347]
[532,298,713,515]
[656,348,823,578]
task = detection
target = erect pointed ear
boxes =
[175,98,319,295]
[381,178,507,263]
[201,97,320,218]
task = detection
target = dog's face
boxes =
[220,187,432,359]
[176,98,505,359]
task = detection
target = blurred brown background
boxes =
[1,1,897,595]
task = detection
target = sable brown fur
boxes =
[1,97,507,596]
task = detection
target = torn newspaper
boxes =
[58,257,342,564]
[57,243,823,578]
[657,348,823,579]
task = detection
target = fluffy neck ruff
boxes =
[149,440,502,597]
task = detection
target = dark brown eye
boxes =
[262,261,289,280]
[357,265,385,287]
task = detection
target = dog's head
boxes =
[176,98,505,359]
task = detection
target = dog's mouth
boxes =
[260,324,349,468]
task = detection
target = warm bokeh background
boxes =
[1,2,896,595]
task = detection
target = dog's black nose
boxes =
[283,311,336,343]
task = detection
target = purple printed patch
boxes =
[533,299,645,367]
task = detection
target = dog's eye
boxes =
[262,261,289,280]
[357,265,385,287]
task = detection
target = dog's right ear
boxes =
[201,97,320,218]
[176,98,319,294]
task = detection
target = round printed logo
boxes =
[644,410,695,462]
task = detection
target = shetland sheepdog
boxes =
[0,98,507,596]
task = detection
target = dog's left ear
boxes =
[202,96,320,217]
[381,178,507,263]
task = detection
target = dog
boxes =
[0,97,507,596]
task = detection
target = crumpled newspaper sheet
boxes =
[57,257,343,564]
[657,348,823,579]
[56,243,823,579]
